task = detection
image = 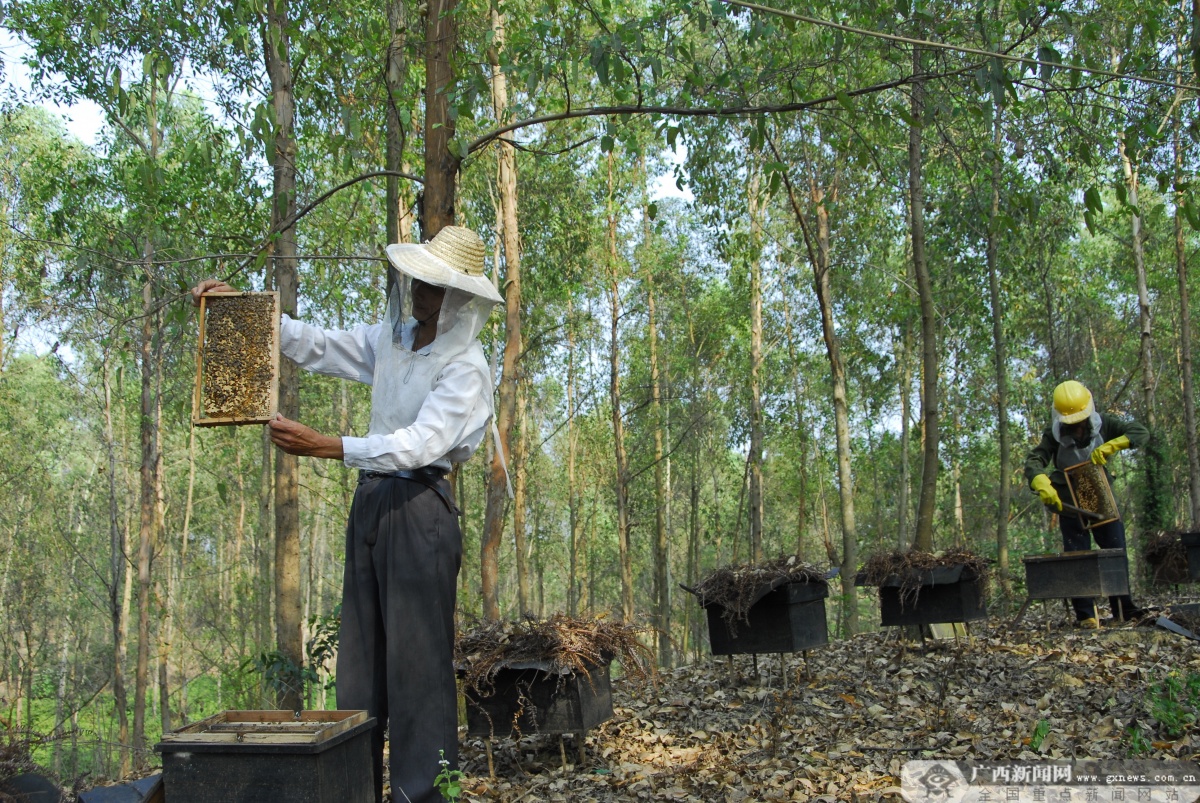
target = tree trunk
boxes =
[421,0,460,235]
[175,426,196,726]
[897,323,912,549]
[782,287,809,559]
[1175,96,1200,525]
[482,4,521,619]
[0,193,6,372]
[682,294,705,658]
[385,0,409,246]
[950,354,965,545]
[986,106,1012,591]
[567,299,583,617]
[265,0,303,712]
[687,453,700,662]
[156,570,172,734]
[645,216,670,668]
[104,355,130,776]
[1119,140,1156,428]
[747,166,765,565]
[814,187,857,636]
[780,163,857,636]
[257,427,273,654]
[607,152,634,622]
[52,617,71,775]
[513,381,530,613]
[133,276,160,763]
[910,45,938,552]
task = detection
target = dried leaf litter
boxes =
[454,599,1200,802]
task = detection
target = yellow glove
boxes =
[1031,474,1062,511]
[1091,435,1131,466]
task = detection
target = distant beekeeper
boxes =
[1023,379,1149,628]
[192,225,503,803]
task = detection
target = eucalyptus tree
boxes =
[0,109,96,369]
[7,0,207,748]
[637,170,676,666]
[1068,0,1184,440]
[1169,14,1200,525]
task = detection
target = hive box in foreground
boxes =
[154,709,374,803]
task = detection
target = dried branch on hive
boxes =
[455,614,654,700]
[686,555,826,627]
[0,730,41,787]
[1143,530,1189,584]
[198,294,277,422]
[856,547,989,608]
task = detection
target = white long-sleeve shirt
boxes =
[279,314,490,472]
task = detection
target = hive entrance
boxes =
[193,292,280,427]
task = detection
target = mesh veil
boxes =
[386,266,495,357]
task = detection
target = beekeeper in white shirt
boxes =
[192,225,503,803]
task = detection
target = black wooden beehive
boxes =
[1022,549,1129,600]
[154,710,374,803]
[463,660,613,738]
[704,581,829,655]
[1184,533,1200,581]
[870,565,988,627]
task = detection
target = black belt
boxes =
[358,467,459,516]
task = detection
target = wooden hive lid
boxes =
[155,710,371,754]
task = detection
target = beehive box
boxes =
[462,660,613,738]
[193,292,279,426]
[1063,460,1120,529]
[1022,548,1129,600]
[867,565,989,627]
[704,581,829,655]
[1184,533,1200,581]
[155,709,374,803]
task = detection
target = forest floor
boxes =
[448,594,1200,803]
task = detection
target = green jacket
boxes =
[1023,412,1149,490]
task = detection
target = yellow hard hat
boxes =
[1053,380,1094,424]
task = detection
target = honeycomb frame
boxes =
[1063,459,1121,530]
[192,291,280,427]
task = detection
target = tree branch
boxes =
[467,69,950,154]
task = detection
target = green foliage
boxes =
[243,651,317,709]
[1125,670,1200,753]
[1145,671,1200,739]
[1126,723,1152,755]
[1029,718,1051,751]
[434,749,465,801]
[1135,432,1172,531]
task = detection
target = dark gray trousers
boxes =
[336,474,461,803]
